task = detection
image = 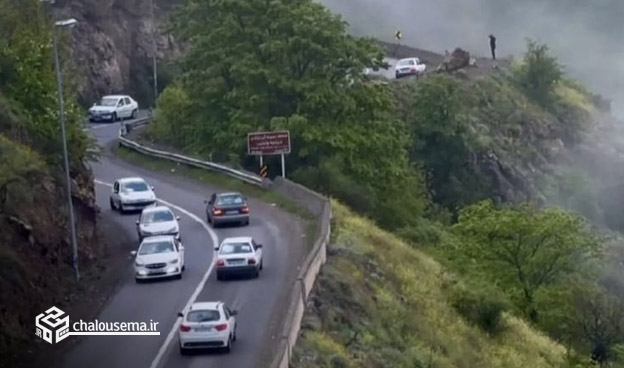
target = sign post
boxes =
[247,130,291,179]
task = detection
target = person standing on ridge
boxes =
[489,34,496,60]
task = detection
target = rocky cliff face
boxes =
[53,0,182,107]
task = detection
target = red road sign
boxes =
[247,131,291,155]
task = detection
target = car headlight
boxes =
[165,227,177,233]
[169,259,178,264]
[135,260,145,267]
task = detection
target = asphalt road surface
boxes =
[61,117,306,368]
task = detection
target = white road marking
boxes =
[93,179,218,368]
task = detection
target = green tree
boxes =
[154,0,429,225]
[0,0,90,166]
[513,39,563,107]
[395,75,493,211]
[451,200,601,321]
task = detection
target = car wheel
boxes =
[119,203,125,214]
[179,346,187,355]
[253,268,260,278]
[259,260,263,270]
[131,109,137,119]
[135,278,142,284]
[232,327,237,342]
[176,272,182,280]
[109,198,116,211]
[224,336,232,353]
[216,273,223,281]
[112,112,117,122]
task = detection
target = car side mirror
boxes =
[177,312,183,318]
[130,250,137,257]
[135,220,140,225]
[92,102,96,106]
[256,244,263,249]
[230,310,238,316]
[176,216,181,221]
[150,186,155,190]
[214,246,219,251]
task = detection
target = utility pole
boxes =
[149,0,158,107]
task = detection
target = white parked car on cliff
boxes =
[88,94,139,122]
[394,57,427,79]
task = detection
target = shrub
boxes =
[449,281,510,335]
[513,39,563,107]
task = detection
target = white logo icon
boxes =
[35,306,70,344]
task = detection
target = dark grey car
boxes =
[204,192,250,227]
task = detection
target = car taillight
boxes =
[241,206,249,214]
[213,208,223,216]
[179,324,191,332]
[248,258,256,265]
[217,259,225,267]
[215,323,228,331]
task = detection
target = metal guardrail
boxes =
[117,114,331,368]
[119,118,264,186]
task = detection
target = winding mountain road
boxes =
[61,119,307,368]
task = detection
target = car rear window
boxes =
[187,309,221,322]
[220,242,252,254]
[216,194,244,206]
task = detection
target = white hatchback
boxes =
[214,237,263,280]
[109,177,156,213]
[131,235,185,282]
[178,302,238,354]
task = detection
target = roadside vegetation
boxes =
[0,0,102,366]
[122,0,624,365]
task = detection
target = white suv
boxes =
[109,177,156,213]
[88,95,139,122]
[214,236,263,280]
[131,235,185,282]
[178,301,238,354]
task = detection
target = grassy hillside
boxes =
[292,201,582,368]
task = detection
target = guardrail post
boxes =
[298,278,306,304]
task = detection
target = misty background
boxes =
[318,0,624,118]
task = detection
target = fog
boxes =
[317,0,624,118]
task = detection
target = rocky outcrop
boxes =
[52,0,182,106]
[437,47,471,72]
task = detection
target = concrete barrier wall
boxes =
[119,120,331,368]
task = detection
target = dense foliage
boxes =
[151,0,428,229]
[147,0,624,364]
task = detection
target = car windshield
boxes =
[187,310,221,323]
[122,181,149,192]
[139,241,175,255]
[219,242,253,254]
[99,97,118,106]
[216,194,244,206]
[142,210,174,224]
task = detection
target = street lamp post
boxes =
[39,0,82,283]
[149,0,158,107]
[52,18,80,283]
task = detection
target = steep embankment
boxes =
[55,0,182,106]
[292,201,567,368]
[0,92,103,365]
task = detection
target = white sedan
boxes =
[109,177,156,213]
[395,57,427,79]
[136,205,181,241]
[88,94,139,122]
[131,235,185,281]
[214,236,263,280]
[178,301,238,354]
